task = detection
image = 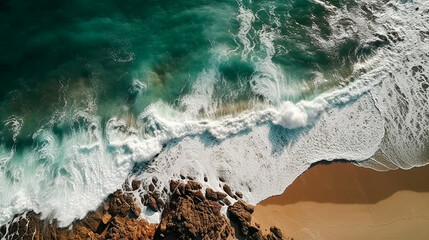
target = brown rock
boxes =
[0,179,291,240]
[109,190,131,217]
[187,180,202,190]
[141,193,150,205]
[152,176,158,185]
[147,196,159,212]
[170,180,179,192]
[156,198,165,209]
[153,190,161,199]
[217,191,228,200]
[223,198,232,206]
[192,190,205,203]
[123,181,132,191]
[105,216,157,240]
[223,184,234,197]
[177,182,186,195]
[236,191,243,198]
[205,188,218,201]
[149,183,155,192]
[101,213,112,224]
[0,190,157,240]
[131,179,141,190]
[270,226,283,238]
[227,200,255,235]
[131,203,141,217]
[206,188,228,201]
[157,182,234,240]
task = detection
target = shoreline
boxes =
[3,161,429,239]
[0,179,289,239]
[253,162,429,239]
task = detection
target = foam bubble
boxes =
[273,98,327,129]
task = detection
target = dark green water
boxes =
[0,0,379,142]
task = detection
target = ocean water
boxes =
[0,0,428,226]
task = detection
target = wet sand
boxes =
[253,162,429,240]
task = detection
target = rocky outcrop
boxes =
[228,200,290,240]
[205,187,228,201]
[156,180,234,240]
[0,190,157,240]
[0,178,292,240]
[141,177,166,213]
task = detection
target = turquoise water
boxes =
[1,0,428,226]
[0,0,377,139]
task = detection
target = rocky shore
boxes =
[0,180,291,240]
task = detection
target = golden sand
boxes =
[253,162,429,240]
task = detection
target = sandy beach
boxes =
[253,162,429,240]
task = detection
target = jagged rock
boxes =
[223,184,235,197]
[153,190,161,199]
[152,176,158,185]
[223,198,232,206]
[192,190,205,203]
[156,198,165,209]
[178,182,186,195]
[109,190,132,217]
[123,181,132,191]
[142,193,150,205]
[157,180,234,240]
[131,203,141,217]
[105,216,156,240]
[0,190,157,240]
[101,213,112,224]
[205,188,227,201]
[228,200,287,240]
[270,226,283,238]
[148,196,159,212]
[228,200,255,235]
[187,180,202,190]
[205,188,218,201]
[1,179,291,240]
[170,180,179,192]
[131,179,141,190]
[217,191,228,200]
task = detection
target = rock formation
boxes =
[0,190,157,240]
[156,180,234,240]
[0,178,292,240]
[228,200,290,240]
